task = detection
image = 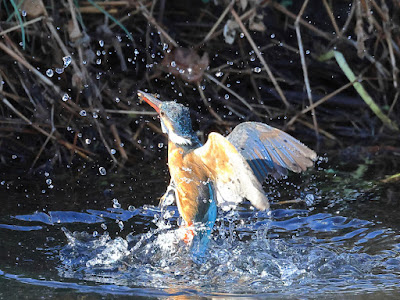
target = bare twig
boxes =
[139,2,179,48]
[230,8,290,108]
[286,81,354,127]
[110,123,128,161]
[322,0,341,38]
[201,0,234,44]
[2,98,92,159]
[205,73,253,111]
[196,83,224,123]
[0,16,45,36]
[295,0,318,137]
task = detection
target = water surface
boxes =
[0,154,399,299]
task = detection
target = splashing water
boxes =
[1,158,400,298]
[5,203,392,297]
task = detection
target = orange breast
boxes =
[168,142,210,224]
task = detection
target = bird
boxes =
[137,90,317,252]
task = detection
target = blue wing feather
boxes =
[227,122,316,181]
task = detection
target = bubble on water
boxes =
[99,167,107,176]
[253,67,262,73]
[46,69,54,77]
[62,93,70,102]
[62,56,72,68]
[79,110,87,117]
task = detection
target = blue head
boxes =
[138,91,199,146]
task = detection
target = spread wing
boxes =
[227,122,317,181]
[193,132,269,211]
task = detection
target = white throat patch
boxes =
[168,130,192,145]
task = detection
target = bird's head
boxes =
[138,90,196,146]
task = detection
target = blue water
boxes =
[0,159,399,298]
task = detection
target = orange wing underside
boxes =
[168,142,211,224]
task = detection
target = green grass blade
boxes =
[86,0,134,42]
[9,0,26,49]
[320,50,399,131]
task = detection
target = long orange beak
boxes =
[137,90,162,114]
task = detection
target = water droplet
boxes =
[134,49,139,56]
[99,167,107,176]
[12,154,17,159]
[115,97,120,103]
[118,220,124,231]
[79,110,87,117]
[171,61,176,67]
[128,205,135,212]
[112,198,121,209]
[62,56,72,68]
[215,71,223,77]
[99,40,104,47]
[158,142,164,148]
[46,179,52,185]
[305,194,315,206]
[92,112,98,119]
[21,10,27,17]
[85,138,91,144]
[270,33,275,38]
[101,223,107,230]
[224,94,229,100]
[46,69,54,77]
[110,149,116,155]
[55,68,64,74]
[96,59,102,65]
[62,93,70,102]
[253,67,262,73]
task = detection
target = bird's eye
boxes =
[160,111,165,116]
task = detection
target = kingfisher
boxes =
[137,91,316,252]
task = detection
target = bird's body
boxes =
[137,91,317,247]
